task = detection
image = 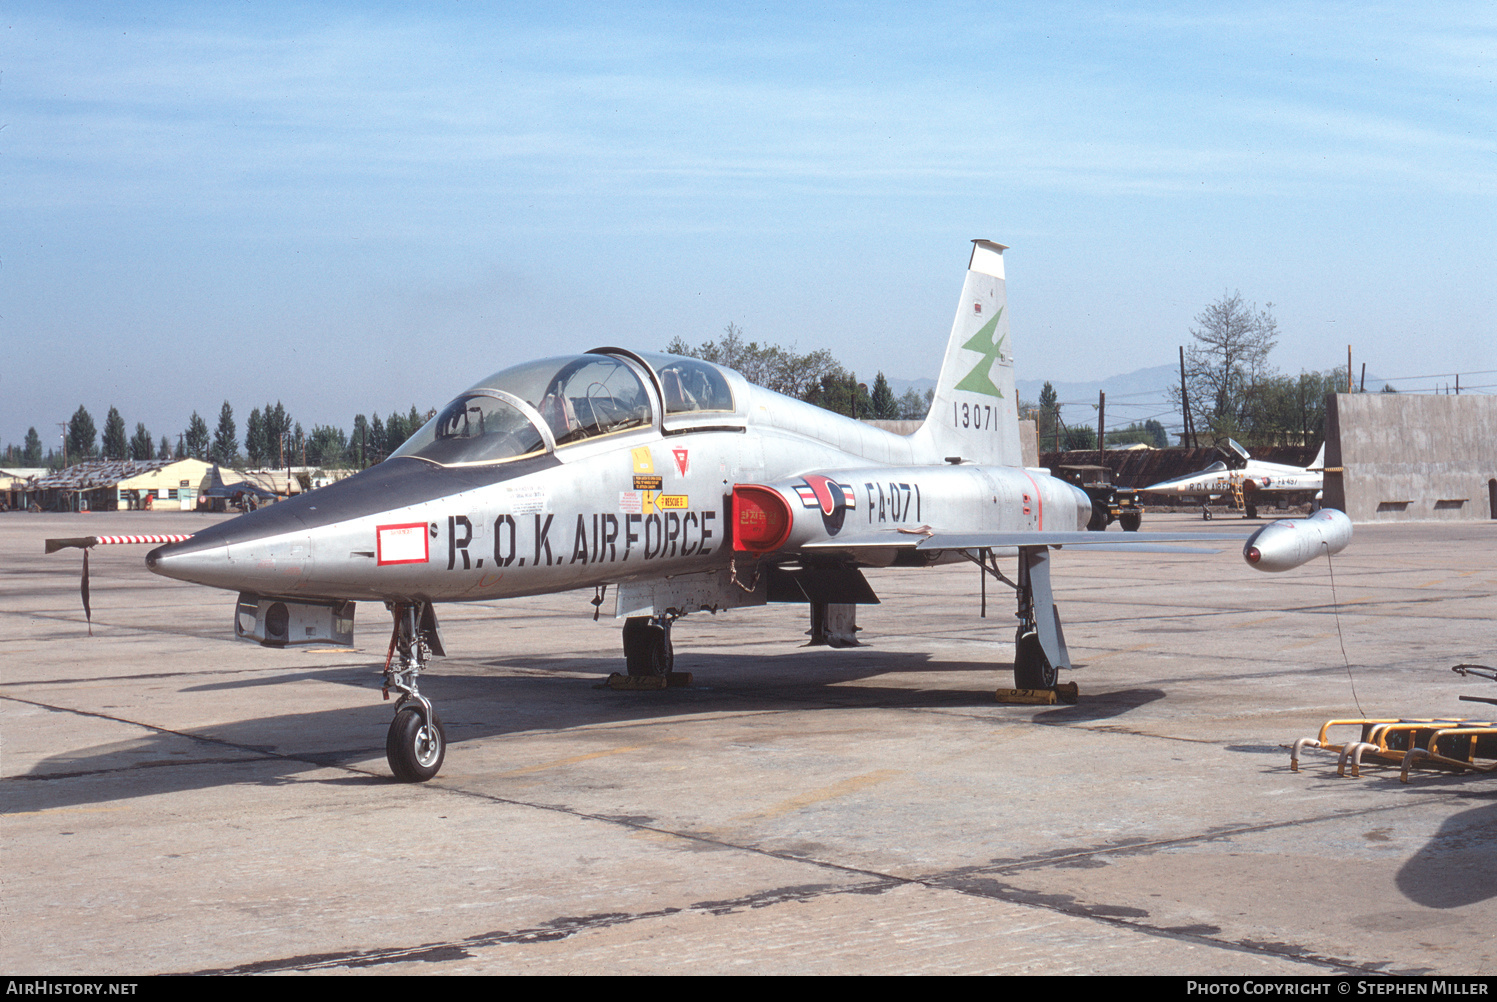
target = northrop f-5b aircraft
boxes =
[95,240,1347,782]
[1140,439,1326,518]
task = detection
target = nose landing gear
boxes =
[382,601,447,782]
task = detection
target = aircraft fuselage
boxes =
[148,369,1089,607]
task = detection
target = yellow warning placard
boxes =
[631,447,654,475]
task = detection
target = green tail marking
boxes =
[953,309,1006,398]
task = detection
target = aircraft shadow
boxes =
[8,650,1155,812]
[1396,798,1497,908]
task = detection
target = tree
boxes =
[23,427,42,465]
[1176,292,1279,441]
[667,323,844,403]
[1231,367,1345,447]
[212,401,239,466]
[803,372,873,418]
[306,424,348,467]
[1062,425,1096,450]
[1036,382,1061,451]
[183,412,210,460]
[158,435,172,460]
[67,406,97,462]
[245,408,268,467]
[101,406,127,460]
[1106,420,1168,448]
[350,414,370,468]
[384,412,405,455]
[129,422,154,460]
[385,409,430,455]
[870,373,898,419]
[370,414,387,462]
[259,402,292,466]
[896,387,932,420]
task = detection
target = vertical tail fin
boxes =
[910,240,1023,467]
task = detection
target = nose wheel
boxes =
[382,601,447,782]
[387,703,446,782]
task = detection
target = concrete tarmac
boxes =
[3,510,1496,975]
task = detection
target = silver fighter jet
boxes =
[138,240,1346,781]
[1140,439,1326,518]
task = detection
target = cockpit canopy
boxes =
[635,352,735,414]
[391,351,737,467]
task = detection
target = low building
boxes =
[34,458,214,512]
[1,468,48,510]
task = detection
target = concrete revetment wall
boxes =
[1324,393,1497,523]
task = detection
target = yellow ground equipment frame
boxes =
[1291,717,1497,783]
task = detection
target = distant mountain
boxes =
[891,365,1184,433]
[886,376,936,397]
[1013,365,1180,408]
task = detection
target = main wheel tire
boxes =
[1013,630,1057,690]
[623,617,673,677]
[1119,511,1141,532]
[387,706,445,782]
[1245,502,1258,519]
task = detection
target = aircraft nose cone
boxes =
[147,538,232,587]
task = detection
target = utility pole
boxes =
[1097,391,1106,461]
[1178,346,1194,449]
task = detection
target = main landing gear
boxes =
[969,546,1074,691]
[622,615,674,676]
[382,601,447,782]
[1013,546,1070,690]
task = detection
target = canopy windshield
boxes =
[391,393,545,466]
[470,354,653,447]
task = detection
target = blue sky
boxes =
[4,2,1493,450]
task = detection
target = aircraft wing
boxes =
[798,529,1241,557]
[915,530,1245,549]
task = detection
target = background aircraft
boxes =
[1139,439,1325,518]
[53,241,1346,782]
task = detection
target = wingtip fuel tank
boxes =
[1243,508,1352,572]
